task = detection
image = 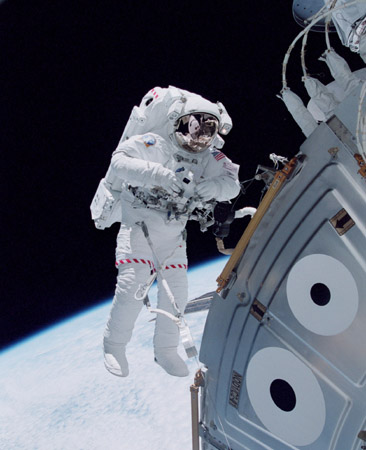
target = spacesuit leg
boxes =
[154,266,189,377]
[103,263,151,377]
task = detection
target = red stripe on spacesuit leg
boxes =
[115,258,155,269]
[115,259,187,271]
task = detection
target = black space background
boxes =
[1,0,362,350]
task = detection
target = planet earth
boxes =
[0,257,229,450]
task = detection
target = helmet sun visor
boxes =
[174,113,219,153]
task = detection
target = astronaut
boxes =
[101,87,240,377]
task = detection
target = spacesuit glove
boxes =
[150,164,184,196]
[195,179,220,201]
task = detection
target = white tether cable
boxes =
[135,221,199,361]
[282,0,364,91]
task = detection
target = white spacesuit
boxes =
[99,87,240,377]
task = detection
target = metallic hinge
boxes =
[220,272,237,299]
[250,299,267,321]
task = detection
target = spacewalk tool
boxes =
[193,2,366,449]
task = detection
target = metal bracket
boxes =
[326,115,359,154]
[328,147,339,158]
[355,154,366,179]
[199,425,232,450]
[330,208,355,236]
[191,369,205,450]
[250,299,267,321]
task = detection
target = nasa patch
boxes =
[142,134,156,147]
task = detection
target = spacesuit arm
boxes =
[110,139,183,194]
[212,173,240,201]
[197,155,240,202]
[111,152,162,187]
[196,174,240,202]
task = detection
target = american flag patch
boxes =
[212,150,226,161]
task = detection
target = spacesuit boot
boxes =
[103,264,147,377]
[153,269,189,377]
[154,347,189,377]
[103,340,129,377]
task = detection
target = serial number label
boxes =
[229,370,243,408]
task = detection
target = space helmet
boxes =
[174,112,219,153]
[170,93,231,154]
[122,86,232,154]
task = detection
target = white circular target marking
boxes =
[286,254,359,336]
[246,347,326,447]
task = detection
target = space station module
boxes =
[293,0,366,56]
